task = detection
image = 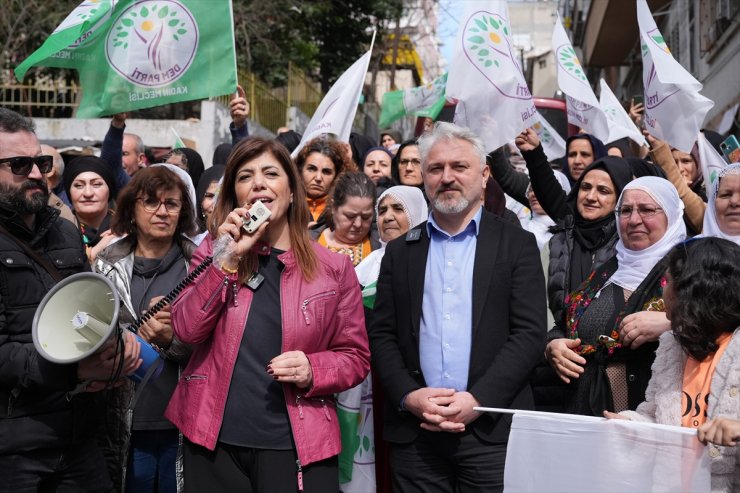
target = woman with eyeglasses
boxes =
[391,140,426,194]
[544,176,687,416]
[63,156,118,263]
[93,166,199,493]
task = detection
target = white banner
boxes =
[552,15,609,141]
[292,46,373,157]
[502,412,710,492]
[599,79,647,146]
[637,0,713,153]
[447,1,538,152]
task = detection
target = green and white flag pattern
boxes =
[379,72,448,128]
[15,0,237,118]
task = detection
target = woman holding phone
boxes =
[165,137,370,492]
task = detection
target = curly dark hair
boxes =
[666,237,740,360]
[111,166,198,240]
[295,136,351,177]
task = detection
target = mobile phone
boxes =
[719,135,740,163]
[632,95,643,105]
[242,200,271,234]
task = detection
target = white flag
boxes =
[446,1,538,152]
[697,132,728,196]
[552,15,609,141]
[504,413,710,492]
[637,0,713,153]
[292,47,372,157]
[599,79,647,146]
[532,117,566,161]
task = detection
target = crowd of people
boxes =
[0,83,738,493]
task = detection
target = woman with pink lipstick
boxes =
[165,137,370,492]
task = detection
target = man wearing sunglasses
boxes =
[0,108,141,491]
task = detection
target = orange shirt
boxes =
[306,196,328,222]
[318,230,372,267]
[681,333,733,429]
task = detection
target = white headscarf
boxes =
[521,170,572,250]
[700,163,740,245]
[609,176,686,291]
[355,186,428,289]
[151,163,202,242]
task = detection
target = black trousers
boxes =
[183,439,339,493]
[389,430,507,493]
[0,439,114,493]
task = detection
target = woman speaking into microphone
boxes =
[165,137,370,492]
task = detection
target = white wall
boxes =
[34,101,241,166]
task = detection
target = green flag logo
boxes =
[106,0,198,87]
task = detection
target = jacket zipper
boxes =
[296,459,304,491]
[6,388,19,417]
[296,394,304,419]
[232,281,239,307]
[183,374,207,381]
[300,290,336,325]
[204,277,229,311]
[319,398,331,421]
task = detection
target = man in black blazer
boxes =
[369,122,546,492]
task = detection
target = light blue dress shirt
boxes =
[419,206,482,391]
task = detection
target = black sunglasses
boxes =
[0,155,54,175]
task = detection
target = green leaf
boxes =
[159,6,169,18]
[114,41,122,47]
[177,28,187,35]
[489,17,499,29]
[470,27,479,32]
[652,35,664,44]
[169,19,179,27]
[475,18,487,31]
[478,49,489,56]
[494,60,500,67]
[470,45,478,51]
[467,36,484,44]
[484,60,492,67]
[141,6,149,17]
[131,12,137,17]
[363,436,370,450]
[122,18,133,27]
[123,43,128,49]
[117,31,128,38]
[171,11,177,16]
[173,34,179,41]
[503,26,508,35]
[564,62,574,67]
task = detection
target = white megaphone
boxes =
[32,272,163,384]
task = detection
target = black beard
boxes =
[0,179,49,216]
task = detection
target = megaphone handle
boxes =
[129,357,164,408]
[130,256,214,334]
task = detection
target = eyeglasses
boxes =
[615,205,664,218]
[399,158,421,167]
[138,197,182,213]
[0,155,53,175]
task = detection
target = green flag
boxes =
[170,127,186,148]
[378,72,447,128]
[15,0,237,118]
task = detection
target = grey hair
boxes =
[417,122,487,170]
[124,132,145,155]
[0,108,35,134]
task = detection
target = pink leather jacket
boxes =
[164,235,370,469]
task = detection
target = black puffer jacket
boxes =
[546,215,618,331]
[0,205,95,454]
